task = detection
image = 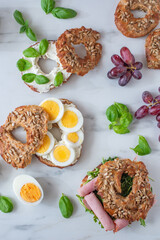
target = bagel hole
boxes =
[131,9,146,18]
[72,44,87,59]
[38,58,57,74]
[11,127,27,144]
[50,127,62,142]
[121,173,133,197]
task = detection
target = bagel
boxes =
[115,0,160,38]
[56,26,102,76]
[35,98,84,168]
[78,158,154,230]
[0,105,48,168]
[145,28,160,69]
[21,40,72,93]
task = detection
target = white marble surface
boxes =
[0,0,160,239]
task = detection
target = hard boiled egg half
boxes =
[40,98,64,123]
[50,144,75,167]
[62,130,84,148]
[36,131,55,156]
[58,107,83,133]
[13,175,43,205]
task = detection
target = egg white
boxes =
[62,130,84,148]
[36,131,55,156]
[39,98,64,123]
[58,107,83,133]
[13,175,44,206]
[50,144,75,167]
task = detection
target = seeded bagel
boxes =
[115,0,160,38]
[145,28,160,69]
[0,105,48,168]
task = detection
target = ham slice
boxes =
[84,192,115,231]
[83,199,92,210]
[78,177,98,197]
[114,219,129,232]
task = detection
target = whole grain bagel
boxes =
[115,0,160,38]
[145,28,160,69]
[0,105,48,168]
[56,26,102,76]
[96,158,154,223]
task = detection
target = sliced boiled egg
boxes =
[50,144,75,167]
[58,107,83,133]
[62,130,84,148]
[36,131,55,156]
[13,175,43,205]
[40,98,64,123]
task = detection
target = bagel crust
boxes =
[115,0,160,38]
[0,105,48,168]
[145,28,160,69]
[36,99,83,168]
[56,26,102,76]
[96,159,154,223]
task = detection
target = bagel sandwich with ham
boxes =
[77,157,155,232]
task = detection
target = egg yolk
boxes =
[61,110,78,128]
[37,135,50,154]
[67,132,79,143]
[41,100,60,121]
[53,145,71,162]
[20,183,41,203]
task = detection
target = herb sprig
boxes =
[131,135,151,156]
[106,102,133,134]
[13,10,37,41]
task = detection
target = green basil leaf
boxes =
[52,7,77,19]
[13,10,25,25]
[106,105,119,122]
[114,102,129,116]
[41,0,55,14]
[131,135,151,156]
[39,39,49,55]
[120,112,133,128]
[0,196,13,213]
[113,125,130,134]
[23,48,40,58]
[54,72,64,87]
[35,75,50,84]
[19,25,26,33]
[140,218,146,227]
[26,27,37,41]
[22,73,36,83]
[59,193,73,218]
[17,59,32,71]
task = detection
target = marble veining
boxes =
[0,0,159,239]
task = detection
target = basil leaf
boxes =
[39,39,49,55]
[140,218,146,227]
[22,73,36,83]
[17,59,32,71]
[54,72,64,87]
[23,48,40,58]
[41,0,55,14]
[120,112,133,128]
[52,7,77,19]
[106,105,119,122]
[19,26,26,33]
[114,102,129,116]
[113,125,130,134]
[26,27,37,41]
[13,10,25,25]
[35,75,50,84]
[131,135,151,156]
[59,193,73,218]
[0,196,13,213]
